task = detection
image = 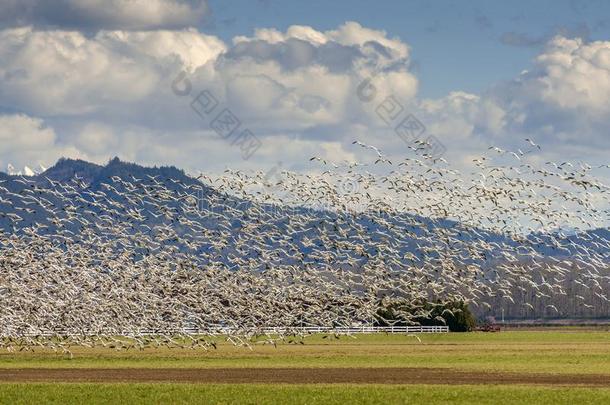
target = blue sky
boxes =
[206,0,610,98]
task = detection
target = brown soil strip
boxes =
[0,368,609,386]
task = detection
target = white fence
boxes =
[179,325,449,334]
[9,325,449,337]
[256,326,449,334]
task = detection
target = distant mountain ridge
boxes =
[1,157,607,254]
[0,157,609,320]
[41,157,194,186]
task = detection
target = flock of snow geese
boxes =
[0,140,608,354]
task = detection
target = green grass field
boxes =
[1,330,610,404]
[1,384,610,405]
[2,331,610,374]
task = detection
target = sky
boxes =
[0,0,609,175]
[205,0,610,98]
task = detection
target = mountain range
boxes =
[1,157,609,319]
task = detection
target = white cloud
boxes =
[73,122,118,156]
[0,21,608,173]
[530,36,610,114]
[400,36,610,165]
[0,114,84,170]
[97,28,225,71]
[0,114,55,151]
[0,27,223,115]
[0,21,420,170]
